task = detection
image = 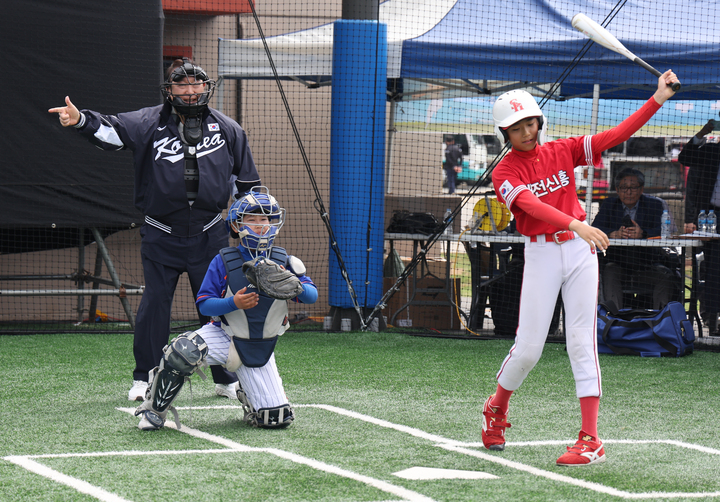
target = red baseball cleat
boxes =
[556,430,606,466]
[481,395,511,451]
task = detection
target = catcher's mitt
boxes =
[242,257,304,300]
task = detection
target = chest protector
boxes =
[219,246,291,367]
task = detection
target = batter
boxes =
[483,69,680,465]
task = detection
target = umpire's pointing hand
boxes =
[48,96,80,127]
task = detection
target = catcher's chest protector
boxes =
[218,246,290,367]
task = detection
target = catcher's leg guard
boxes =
[135,331,208,430]
[236,383,294,429]
[254,405,294,428]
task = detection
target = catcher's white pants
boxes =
[496,233,602,399]
[197,323,289,410]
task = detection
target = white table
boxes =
[385,232,707,336]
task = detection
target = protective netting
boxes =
[2,0,719,335]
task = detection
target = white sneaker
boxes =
[215,382,239,400]
[128,380,148,401]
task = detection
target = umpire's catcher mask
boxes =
[226,187,285,253]
[161,59,216,118]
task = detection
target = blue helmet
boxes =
[226,187,285,252]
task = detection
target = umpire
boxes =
[49,58,262,398]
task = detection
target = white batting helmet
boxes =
[493,90,547,145]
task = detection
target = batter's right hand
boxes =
[48,96,80,127]
[233,287,259,310]
[569,220,609,254]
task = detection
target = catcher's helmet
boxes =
[226,187,285,252]
[161,58,216,117]
[492,89,547,145]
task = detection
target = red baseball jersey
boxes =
[493,97,661,237]
[493,136,593,236]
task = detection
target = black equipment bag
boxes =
[386,211,441,236]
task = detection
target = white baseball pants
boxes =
[496,233,602,398]
[197,323,289,410]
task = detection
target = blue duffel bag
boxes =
[596,301,695,357]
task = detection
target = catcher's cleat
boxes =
[482,394,511,451]
[137,408,166,431]
[128,380,148,402]
[556,430,606,466]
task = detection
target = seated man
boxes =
[592,168,680,309]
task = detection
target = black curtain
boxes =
[1,0,162,252]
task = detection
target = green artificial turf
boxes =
[1,330,718,501]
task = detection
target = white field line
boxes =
[296,404,720,500]
[119,407,435,502]
[439,444,720,500]
[7,403,720,501]
[3,456,133,502]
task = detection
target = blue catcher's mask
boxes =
[226,187,285,254]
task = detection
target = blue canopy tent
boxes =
[218,0,720,102]
[216,0,720,313]
[218,0,720,202]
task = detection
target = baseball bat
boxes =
[571,13,681,92]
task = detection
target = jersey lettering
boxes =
[154,136,183,162]
[154,133,227,163]
[527,169,570,198]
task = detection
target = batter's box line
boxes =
[3,408,435,502]
[296,404,720,500]
[119,404,720,499]
[118,406,434,502]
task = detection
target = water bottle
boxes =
[661,210,671,238]
[708,210,717,234]
[698,210,708,233]
[443,208,453,236]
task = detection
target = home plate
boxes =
[393,467,498,480]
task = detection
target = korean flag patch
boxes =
[499,180,514,201]
[208,123,220,132]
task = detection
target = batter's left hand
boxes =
[569,220,609,254]
[653,69,680,104]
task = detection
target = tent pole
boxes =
[386,99,397,194]
[585,83,600,215]
[216,77,225,115]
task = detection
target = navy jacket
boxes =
[444,143,463,169]
[75,102,260,236]
[592,194,665,266]
[592,194,664,238]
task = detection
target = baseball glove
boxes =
[242,257,305,300]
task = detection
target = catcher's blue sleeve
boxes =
[196,255,228,306]
[198,296,238,317]
[295,281,318,304]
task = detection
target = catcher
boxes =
[135,187,317,430]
